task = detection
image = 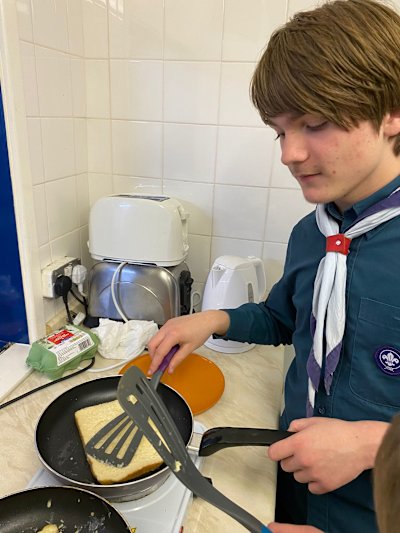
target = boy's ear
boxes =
[382,110,400,137]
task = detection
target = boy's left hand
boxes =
[268,417,388,494]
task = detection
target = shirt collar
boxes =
[326,175,400,226]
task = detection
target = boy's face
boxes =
[270,113,400,212]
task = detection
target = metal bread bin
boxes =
[89,194,189,267]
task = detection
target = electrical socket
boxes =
[42,257,81,298]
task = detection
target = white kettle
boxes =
[201,255,266,353]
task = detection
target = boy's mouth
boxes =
[295,172,321,180]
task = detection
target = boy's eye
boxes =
[306,121,327,131]
[274,132,284,140]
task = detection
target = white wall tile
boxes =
[210,236,263,266]
[110,60,163,121]
[287,0,319,18]
[219,62,264,126]
[20,42,39,116]
[109,0,164,59]
[45,175,78,239]
[50,229,81,263]
[216,126,274,187]
[265,188,314,243]
[14,0,328,327]
[41,118,75,181]
[164,62,220,124]
[39,244,52,270]
[187,234,211,284]
[67,0,84,56]
[86,60,110,118]
[82,0,108,58]
[26,118,44,185]
[213,184,269,240]
[163,180,214,235]
[112,120,162,177]
[222,0,287,61]
[17,0,34,42]
[88,173,113,206]
[164,123,217,182]
[112,176,162,195]
[71,58,87,117]
[262,241,287,295]
[76,173,89,226]
[74,118,88,174]
[165,0,223,60]
[31,0,69,52]
[35,46,73,116]
[33,184,49,246]
[269,140,300,189]
[87,119,112,173]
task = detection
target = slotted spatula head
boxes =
[117,366,271,533]
[84,345,178,467]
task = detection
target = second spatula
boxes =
[85,345,179,467]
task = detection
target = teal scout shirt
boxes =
[223,175,400,533]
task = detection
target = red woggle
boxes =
[326,234,351,255]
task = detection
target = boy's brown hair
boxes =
[251,0,400,155]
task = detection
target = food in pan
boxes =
[75,399,163,484]
[38,525,59,533]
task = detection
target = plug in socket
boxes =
[42,257,81,298]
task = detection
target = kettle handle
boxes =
[247,257,266,300]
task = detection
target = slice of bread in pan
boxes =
[75,399,163,484]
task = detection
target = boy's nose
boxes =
[280,137,308,166]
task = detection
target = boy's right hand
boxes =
[147,310,230,375]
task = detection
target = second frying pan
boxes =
[0,486,131,532]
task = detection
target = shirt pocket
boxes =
[349,298,400,408]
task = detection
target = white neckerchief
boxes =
[307,187,400,416]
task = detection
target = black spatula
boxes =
[117,365,273,533]
[85,345,178,467]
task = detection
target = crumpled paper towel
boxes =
[91,318,158,360]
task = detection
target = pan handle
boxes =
[197,427,293,457]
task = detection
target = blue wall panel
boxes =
[0,86,29,347]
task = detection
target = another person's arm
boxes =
[268,524,323,533]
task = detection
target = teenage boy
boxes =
[148,1,400,531]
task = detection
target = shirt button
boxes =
[318,406,326,415]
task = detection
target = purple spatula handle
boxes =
[155,344,179,374]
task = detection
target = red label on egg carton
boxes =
[47,329,74,345]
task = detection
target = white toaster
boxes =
[89,194,189,267]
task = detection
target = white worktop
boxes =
[0,343,284,532]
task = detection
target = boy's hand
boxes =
[147,310,230,374]
[268,523,323,533]
[268,417,388,494]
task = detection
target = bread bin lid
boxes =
[89,194,189,266]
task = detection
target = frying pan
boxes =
[0,486,131,532]
[36,376,290,503]
[35,376,192,502]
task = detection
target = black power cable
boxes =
[54,275,73,323]
[0,356,96,411]
[69,287,88,316]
